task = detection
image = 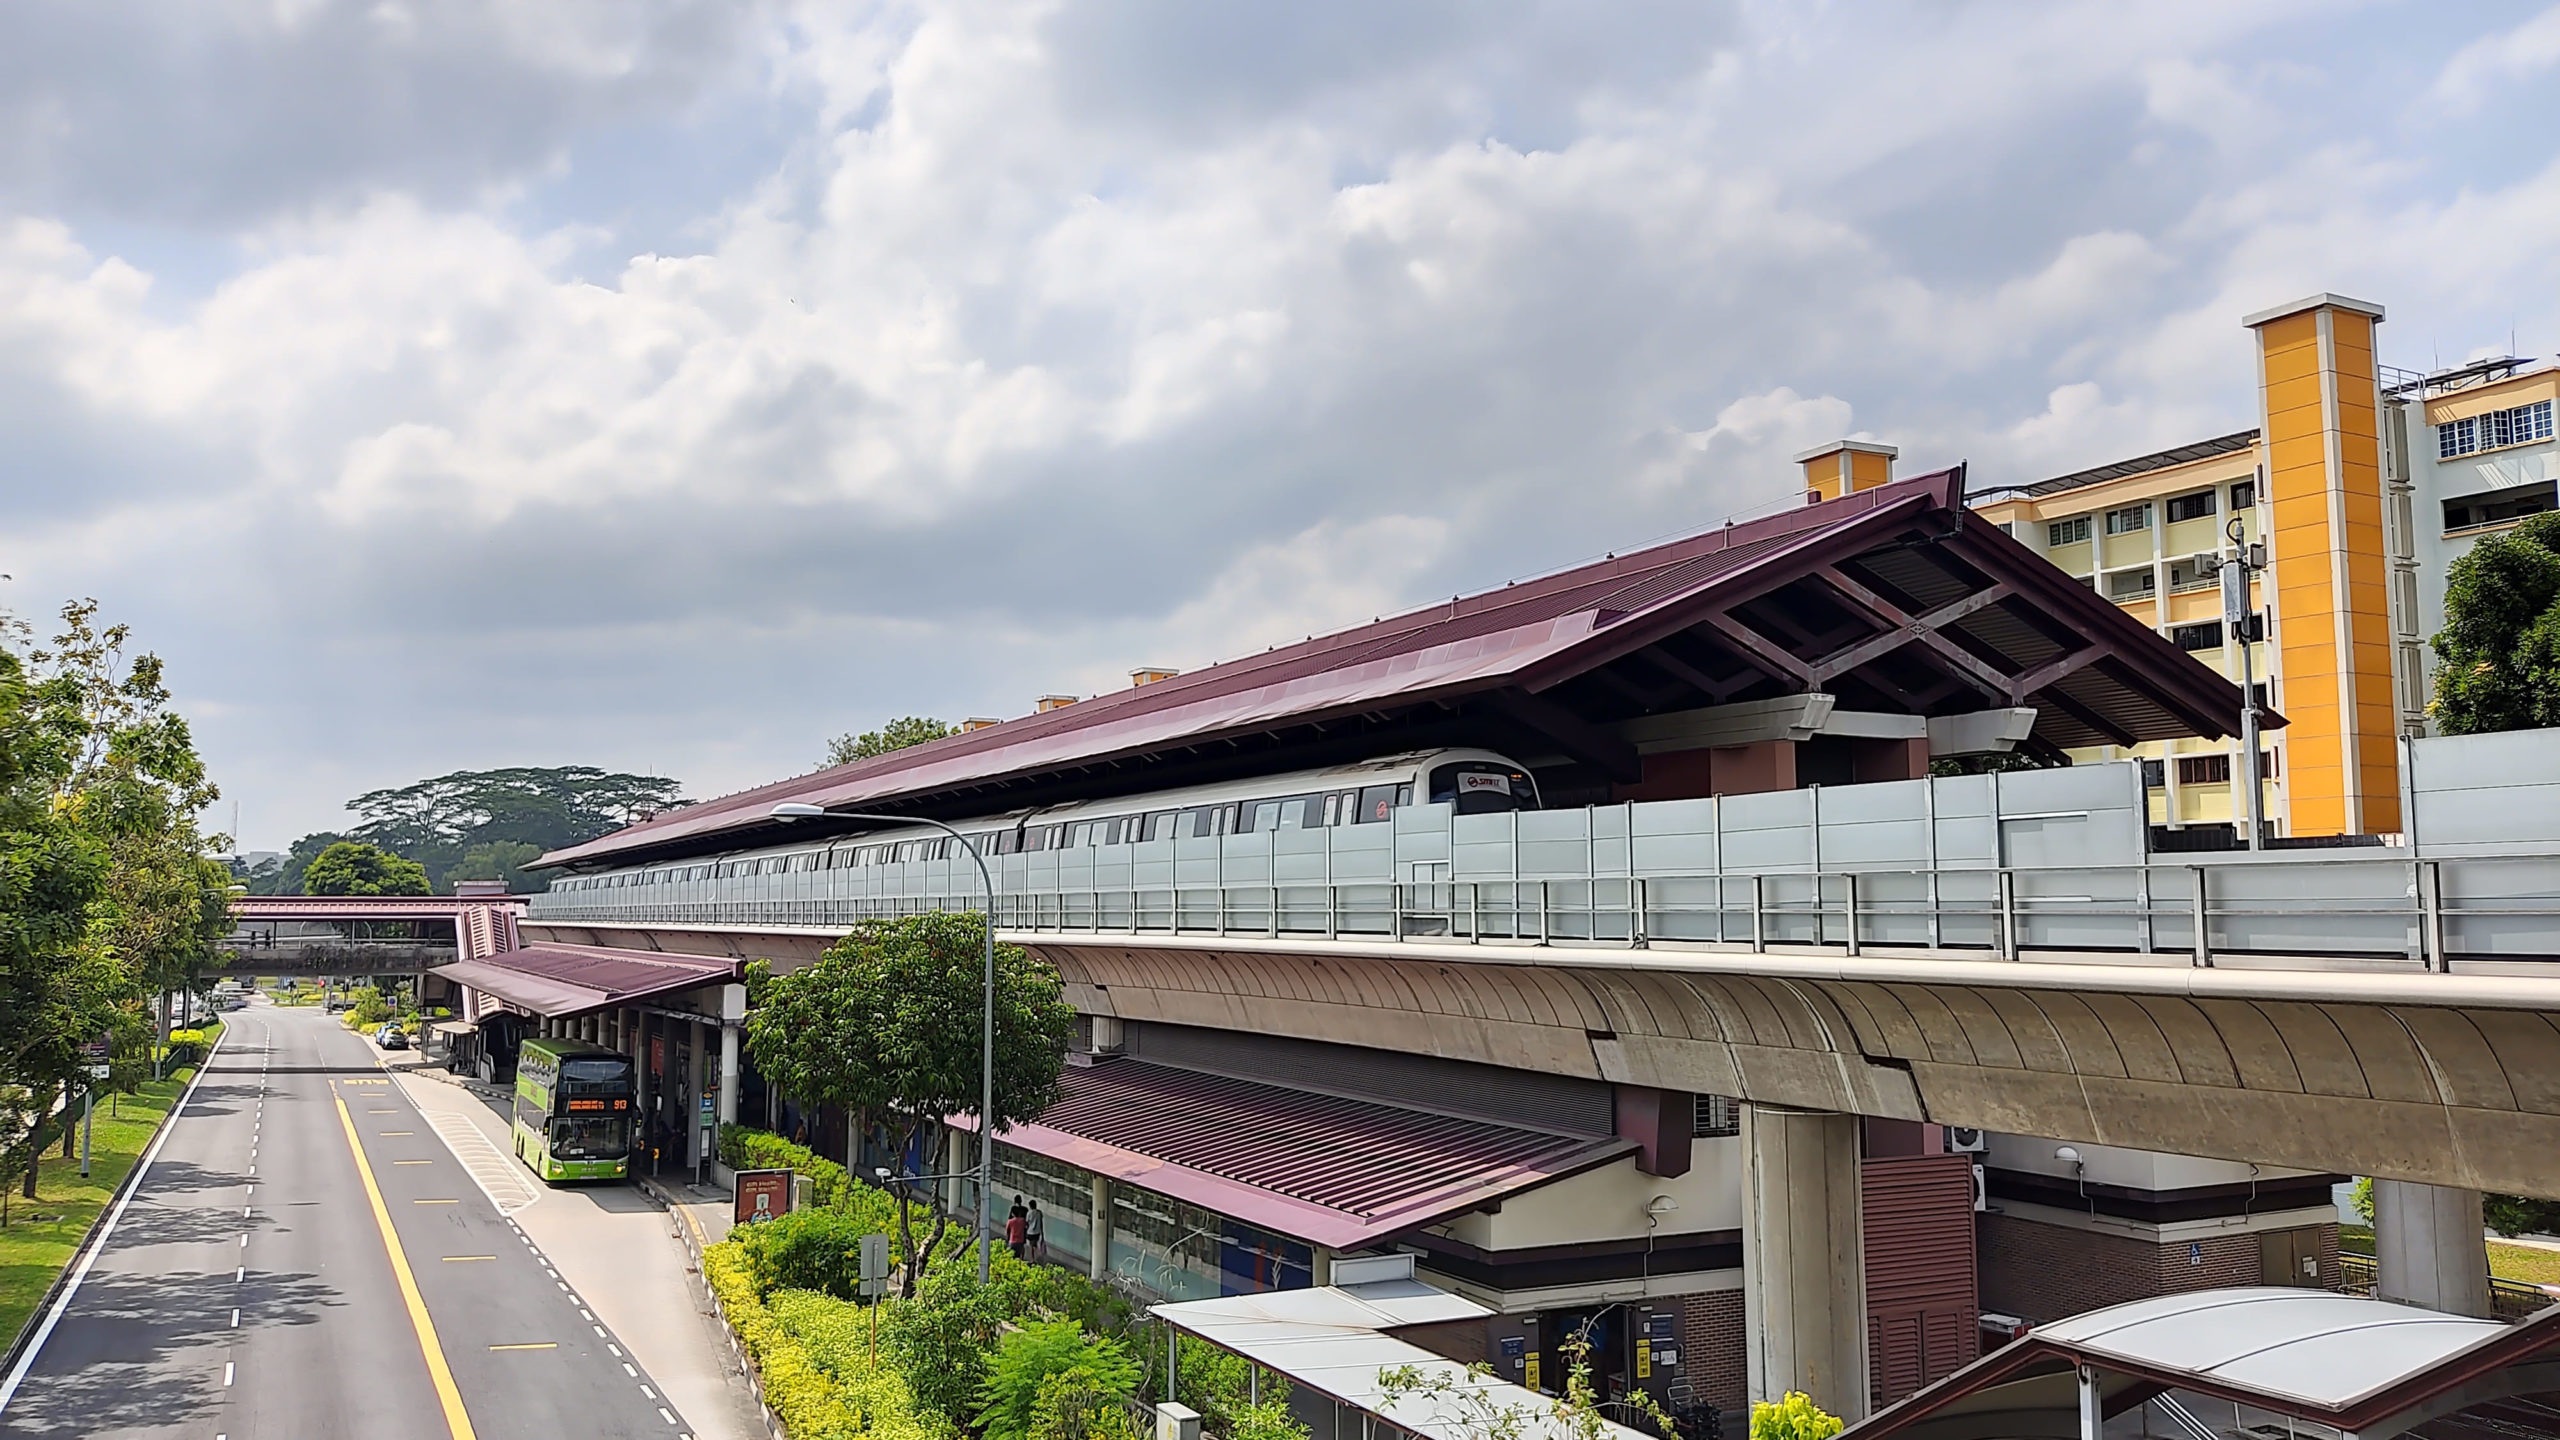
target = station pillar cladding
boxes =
[2247,294,2400,837]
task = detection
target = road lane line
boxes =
[332,1089,478,1440]
[223,1362,234,1387]
[0,1025,226,1415]
[413,1198,459,1205]
[395,1160,435,1166]
[487,1343,557,1351]
[442,1255,496,1263]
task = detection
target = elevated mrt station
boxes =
[493,469,2560,1428]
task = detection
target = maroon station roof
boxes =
[438,943,738,1017]
[950,1059,1632,1251]
[542,466,2266,871]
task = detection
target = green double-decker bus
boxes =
[512,1037,637,1183]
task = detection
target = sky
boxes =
[6,0,2559,852]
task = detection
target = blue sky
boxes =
[4,0,2557,849]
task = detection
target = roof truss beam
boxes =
[1481,688,1643,783]
[1807,569,2018,698]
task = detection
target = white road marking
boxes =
[623,1363,637,1377]
[222,1362,234,1387]
[234,1267,243,1282]
[406,1102,541,1215]
[231,1309,239,1328]
[608,1344,622,1357]
[595,1325,607,1338]
[659,1407,676,1424]
[642,1385,656,1399]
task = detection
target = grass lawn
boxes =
[0,1069,198,1349]
[2338,1222,2560,1286]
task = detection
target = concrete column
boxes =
[1742,1106,1868,1422]
[717,985,744,1133]
[1089,1175,1112,1280]
[687,1019,705,1168]
[2375,1179,2492,1317]
[631,1010,650,1123]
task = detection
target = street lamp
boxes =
[773,801,1000,1283]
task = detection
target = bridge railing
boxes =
[526,847,2560,970]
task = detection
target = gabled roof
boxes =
[1843,1287,2560,1440]
[541,466,2264,871]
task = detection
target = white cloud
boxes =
[2430,4,2560,114]
[5,0,2557,846]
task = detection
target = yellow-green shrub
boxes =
[704,1240,953,1440]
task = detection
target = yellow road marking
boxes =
[443,1255,496,1263]
[394,1160,434,1166]
[379,1131,415,1136]
[369,1109,399,1114]
[332,1092,477,1440]
[412,1198,459,1205]
[487,1343,556,1351]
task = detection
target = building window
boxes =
[2105,503,2152,535]
[2047,517,2091,546]
[1694,1094,1740,1139]
[2230,479,2257,510]
[2439,399,2554,459]
[2170,620,2224,651]
[2177,754,2232,786]
[2165,491,2218,523]
[2106,568,2156,600]
[1998,521,2016,537]
[2442,480,2556,533]
[2141,758,2165,788]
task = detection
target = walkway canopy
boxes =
[538,467,2264,872]
[1843,1287,2560,1440]
[1155,1260,1654,1440]
[951,1059,1630,1250]
[437,943,738,1019]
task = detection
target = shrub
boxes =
[980,1322,1137,1440]
[736,1207,872,1299]
[703,1243,862,1440]
[1226,1400,1311,1440]
[1029,1364,1147,1440]
[769,1289,952,1440]
[883,1260,1008,1426]
[163,1029,215,1069]
[1750,1392,1843,1440]
[721,1124,857,1209]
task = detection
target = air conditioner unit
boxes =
[1945,1126,1989,1154]
[1971,1161,1989,1212]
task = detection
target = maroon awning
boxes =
[952,1060,1631,1250]
[438,944,737,1017]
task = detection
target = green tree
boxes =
[301,841,432,896]
[746,911,1073,1295]
[1,601,230,1193]
[980,1324,1137,1440]
[2431,511,2560,734]
[824,717,958,770]
[446,840,544,894]
[245,831,344,895]
[345,766,686,892]
[881,1261,1010,1425]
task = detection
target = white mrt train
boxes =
[548,748,1541,892]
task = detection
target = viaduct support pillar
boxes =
[1089,1176,1112,1280]
[1743,1106,1867,1423]
[2374,1180,2491,1318]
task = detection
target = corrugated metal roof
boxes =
[438,943,736,1017]
[541,464,2258,869]
[958,1059,1631,1250]
[1972,429,2259,500]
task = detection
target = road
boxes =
[0,1001,696,1440]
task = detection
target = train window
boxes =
[1278,794,1321,830]
[1354,784,1400,823]
[1237,799,1280,833]
[1141,812,1177,842]
[1181,806,1215,838]
[1094,818,1122,845]
[1321,793,1341,826]
[1430,764,1536,816]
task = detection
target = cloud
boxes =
[2430,4,2560,114]
[4,0,2557,848]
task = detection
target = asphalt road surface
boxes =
[0,1002,695,1440]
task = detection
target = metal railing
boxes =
[2336,1253,2554,1322]
[528,852,2560,973]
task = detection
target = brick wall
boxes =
[1680,1288,1746,1414]
[1979,1214,2339,1324]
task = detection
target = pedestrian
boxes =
[1025,1198,1046,1261]
[1006,1197,1028,1260]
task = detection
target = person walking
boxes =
[1005,1197,1029,1260]
[1025,1198,1046,1262]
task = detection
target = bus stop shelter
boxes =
[1841,1287,2560,1440]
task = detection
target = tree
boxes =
[0,601,230,1194]
[824,717,958,770]
[2431,511,2560,734]
[1376,1331,1667,1440]
[980,1323,1138,1440]
[447,840,544,894]
[343,766,685,892]
[245,831,344,895]
[301,841,431,896]
[745,911,1074,1294]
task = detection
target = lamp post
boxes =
[773,802,999,1283]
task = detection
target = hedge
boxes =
[722,1124,858,1209]
[704,1240,952,1440]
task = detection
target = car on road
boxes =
[375,1024,410,1051]
[323,996,352,1013]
